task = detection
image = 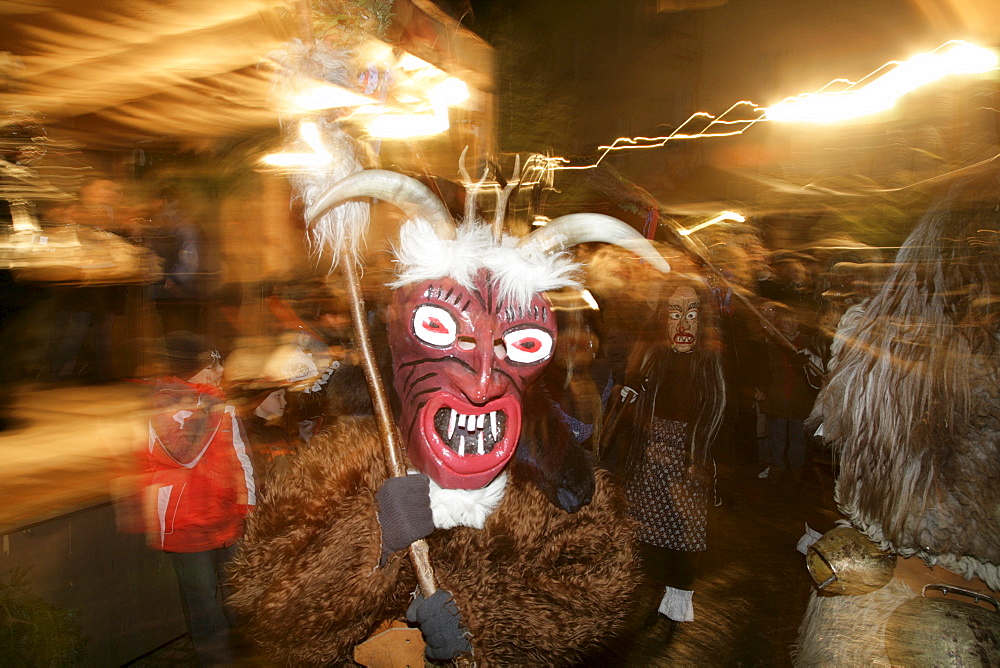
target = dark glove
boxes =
[406,589,473,661]
[375,474,433,566]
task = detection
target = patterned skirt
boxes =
[626,417,708,551]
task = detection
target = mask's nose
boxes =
[457,333,505,404]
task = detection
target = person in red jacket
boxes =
[143,330,255,665]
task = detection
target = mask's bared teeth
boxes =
[432,406,508,457]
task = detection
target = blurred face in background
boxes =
[553,320,598,371]
[776,259,808,290]
[705,242,753,293]
[255,389,287,420]
[763,303,799,339]
[776,313,800,339]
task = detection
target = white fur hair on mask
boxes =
[267,41,370,269]
[390,219,580,307]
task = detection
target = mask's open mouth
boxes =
[674,332,695,345]
[419,394,521,480]
[433,407,508,456]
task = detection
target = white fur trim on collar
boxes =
[425,472,508,530]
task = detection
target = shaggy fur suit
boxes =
[229,416,639,665]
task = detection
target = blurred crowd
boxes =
[0,169,904,662]
[568,218,889,485]
[0,174,356,384]
[680,220,887,483]
[2,169,890,486]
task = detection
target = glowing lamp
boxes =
[431,78,470,106]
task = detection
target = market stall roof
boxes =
[0,0,294,148]
[0,0,493,149]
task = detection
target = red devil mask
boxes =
[387,272,556,489]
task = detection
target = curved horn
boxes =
[517,213,670,273]
[306,169,456,240]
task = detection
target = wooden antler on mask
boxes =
[459,150,523,243]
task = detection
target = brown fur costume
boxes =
[809,194,1000,587]
[797,177,1000,665]
[228,416,639,665]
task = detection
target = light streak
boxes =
[398,53,434,71]
[367,108,450,138]
[273,50,472,146]
[557,101,767,171]
[293,84,376,111]
[262,121,332,167]
[554,40,998,172]
[764,41,997,123]
[365,77,469,139]
[678,210,746,237]
[581,289,600,310]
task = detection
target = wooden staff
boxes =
[292,0,439,600]
[339,254,438,597]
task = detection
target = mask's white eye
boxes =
[503,327,553,364]
[413,305,457,347]
[686,309,699,320]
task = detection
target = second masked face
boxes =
[387,273,556,489]
[667,285,700,353]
